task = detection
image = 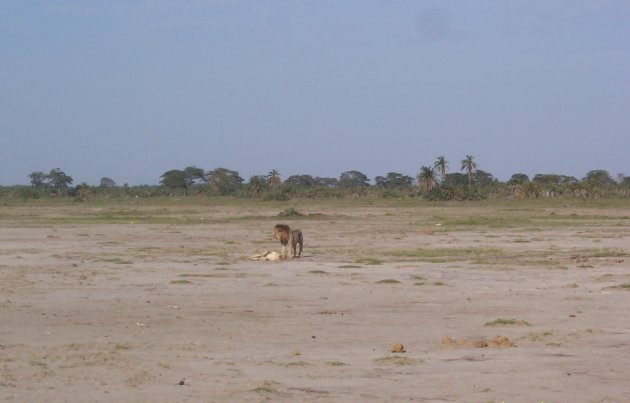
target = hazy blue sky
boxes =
[2,1,629,186]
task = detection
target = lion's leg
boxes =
[289,232,295,258]
[298,236,303,256]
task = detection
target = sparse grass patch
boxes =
[184,248,217,256]
[178,273,215,278]
[115,343,131,350]
[125,369,151,387]
[309,270,329,275]
[433,281,446,286]
[485,318,531,326]
[284,361,309,367]
[374,356,417,366]
[356,258,383,265]
[252,381,281,394]
[326,361,348,366]
[99,241,122,246]
[376,279,400,284]
[338,264,361,269]
[99,257,133,265]
[569,328,601,337]
[526,332,554,342]
[134,247,160,253]
[278,206,303,217]
[388,247,503,263]
[29,361,48,368]
[414,282,426,286]
[471,252,564,267]
[565,283,579,288]
[170,279,192,284]
[574,248,629,258]
[441,216,533,228]
[610,283,630,290]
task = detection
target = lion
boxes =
[272,224,303,259]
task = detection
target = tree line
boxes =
[3,156,630,201]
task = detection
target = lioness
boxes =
[272,224,303,259]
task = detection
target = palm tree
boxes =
[266,169,281,189]
[433,156,448,180]
[460,155,477,187]
[416,166,438,192]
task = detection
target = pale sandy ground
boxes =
[1,203,630,402]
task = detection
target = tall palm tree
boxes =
[460,155,477,187]
[267,169,281,189]
[433,155,448,180]
[416,166,438,192]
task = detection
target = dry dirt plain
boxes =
[1,199,630,402]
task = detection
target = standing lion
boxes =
[273,224,303,259]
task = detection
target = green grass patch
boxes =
[308,270,329,275]
[338,264,362,269]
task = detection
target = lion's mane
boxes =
[273,224,291,246]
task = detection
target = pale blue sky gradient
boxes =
[2,1,629,185]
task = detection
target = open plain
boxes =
[1,198,629,402]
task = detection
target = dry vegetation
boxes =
[1,197,629,402]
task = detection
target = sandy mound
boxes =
[390,343,406,353]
